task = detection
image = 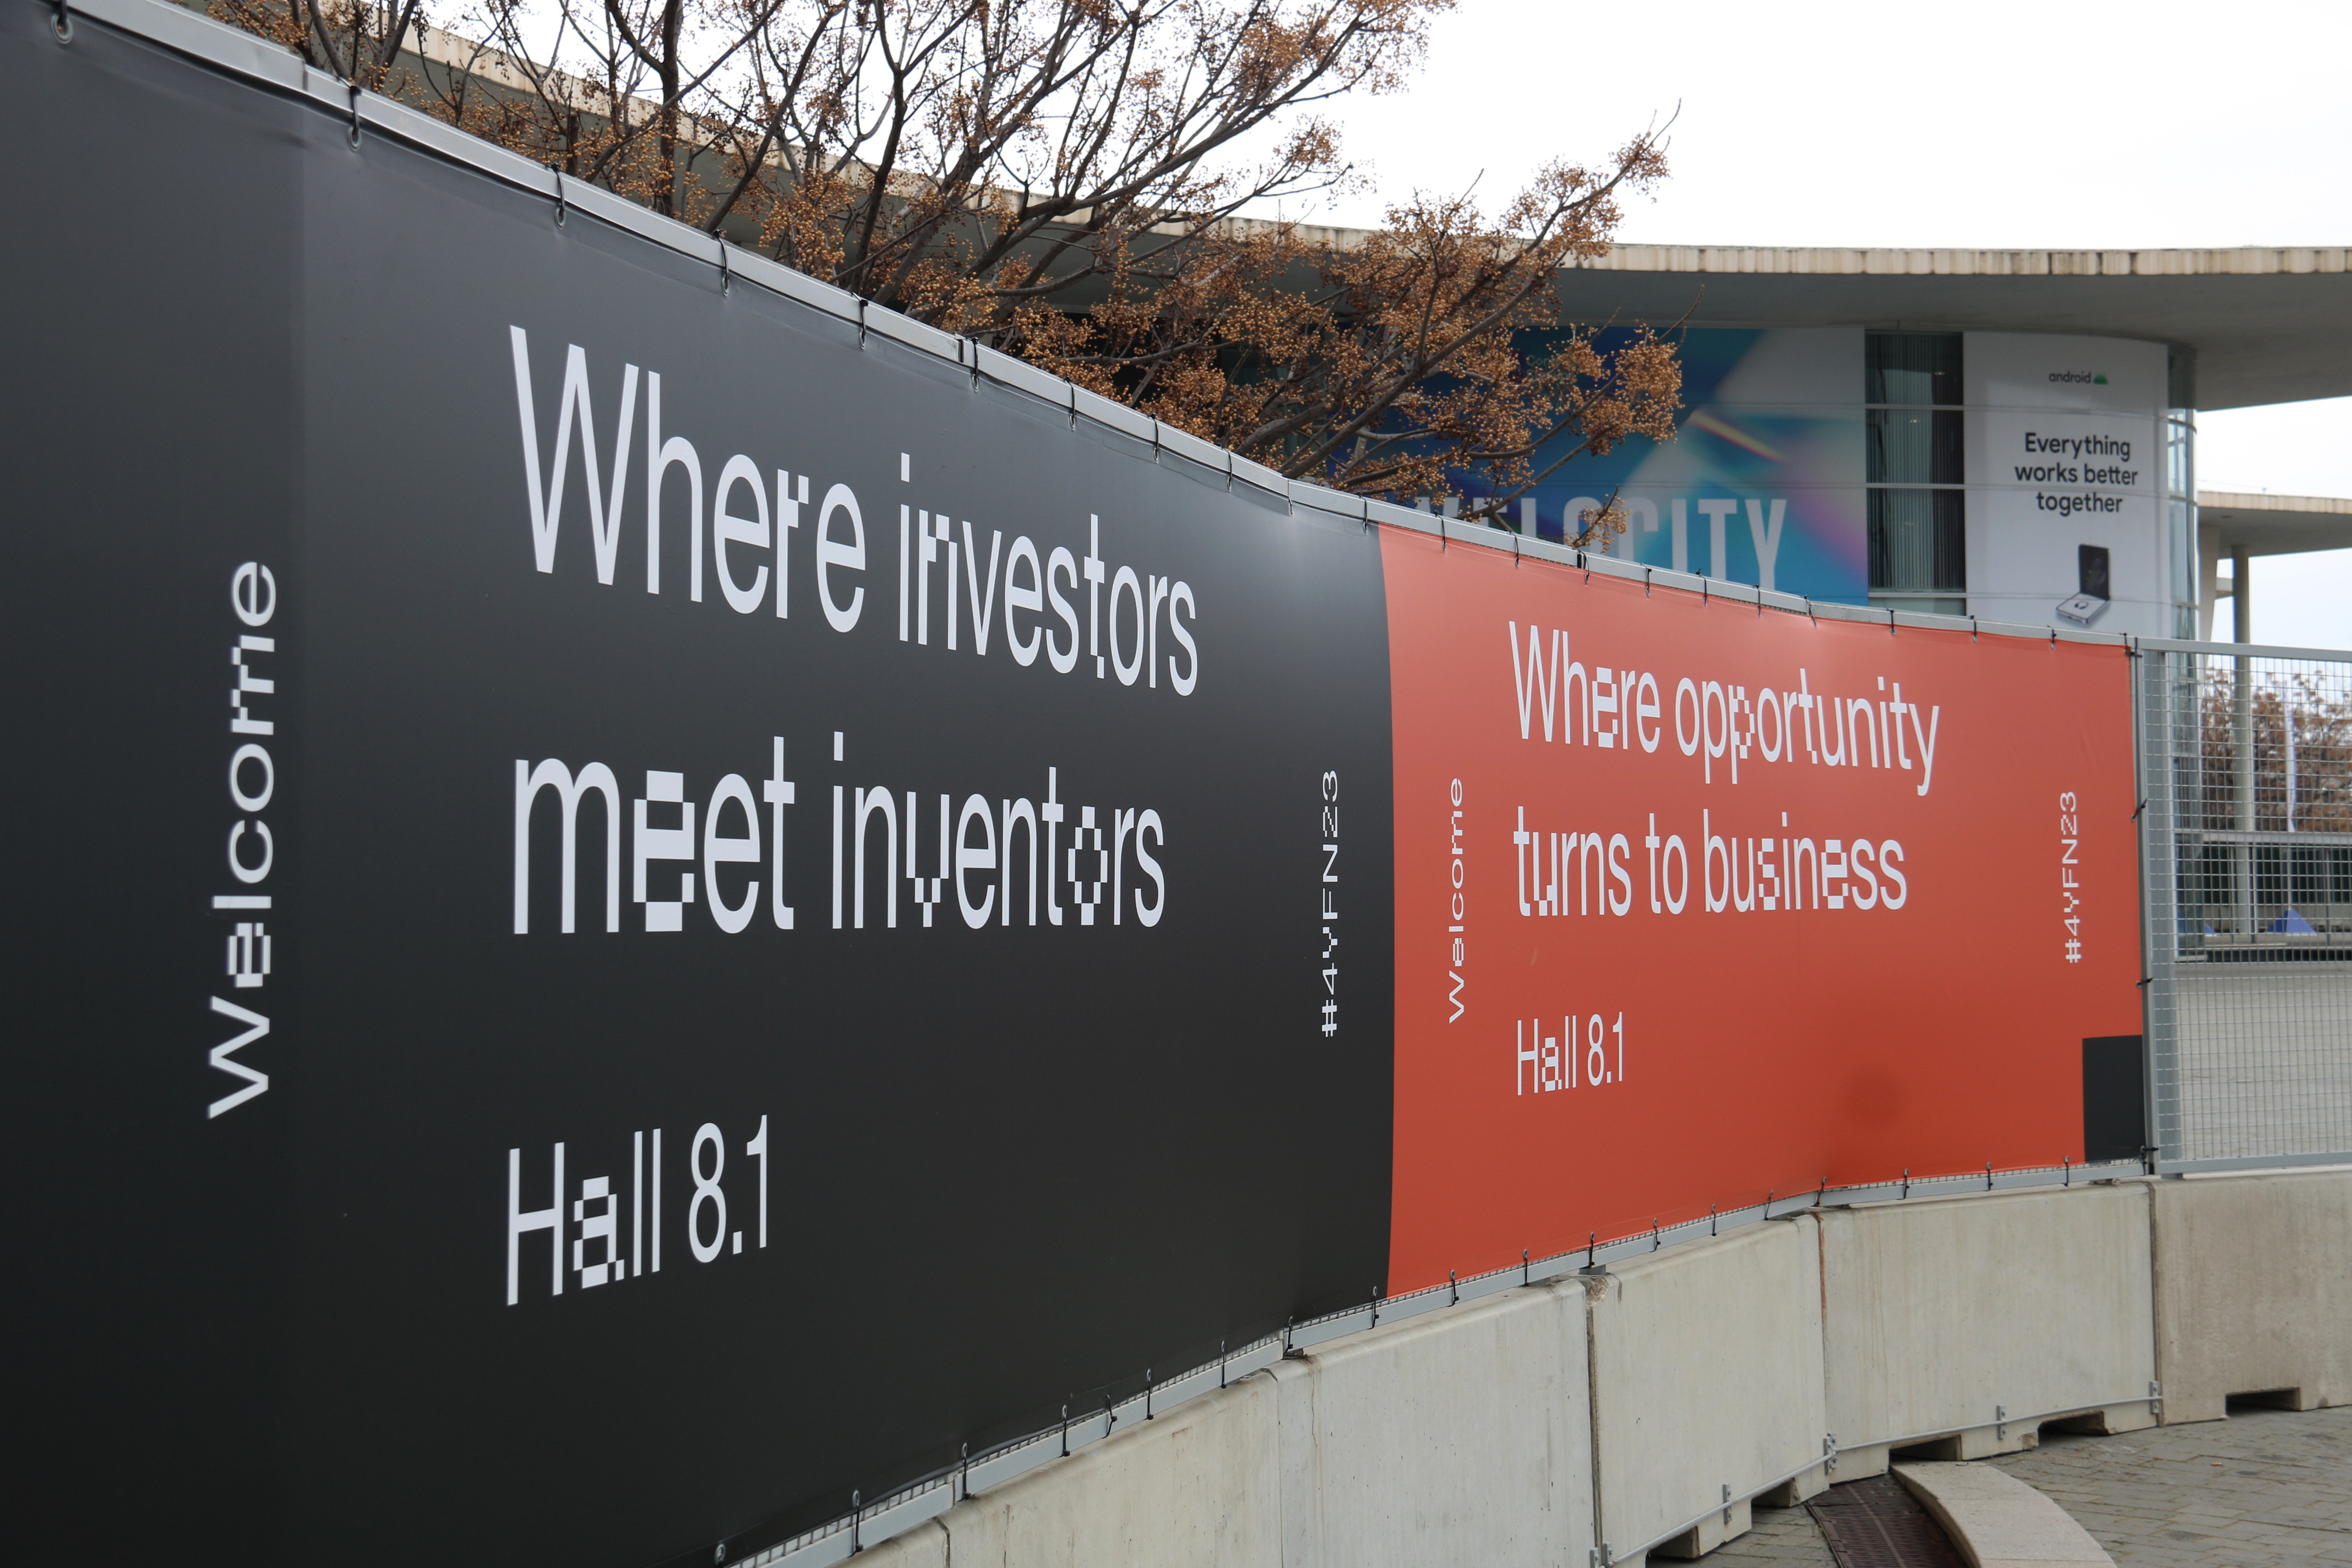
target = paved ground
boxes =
[1988,1403,2352,1566]
[1706,1406,2352,1566]
[1710,1502,1835,1565]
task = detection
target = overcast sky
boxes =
[1293,0,2352,647]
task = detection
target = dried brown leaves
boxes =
[213,0,1680,515]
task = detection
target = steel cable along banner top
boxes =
[1,10,1392,1565]
[1384,534,2139,1286]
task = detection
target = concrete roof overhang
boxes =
[1548,246,2352,411]
[2198,490,2352,557]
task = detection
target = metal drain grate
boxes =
[1806,1474,1968,1568]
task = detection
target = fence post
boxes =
[2137,646,2184,1167]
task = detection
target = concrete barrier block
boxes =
[1650,1496,1750,1559]
[1821,1185,2155,1453]
[850,1518,946,1566]
[2150,1168,2352,1423]
[1756,1464,1828,1507]
[2235,1386,2331,1411]
[1888,1423,2037,1461]
[1589,1217,1828,1561]
[2044,1401,2157,1437]
[905,1377,1280,1568]
[1273,1280,1593,1568]
[1830,1441,1892,1481]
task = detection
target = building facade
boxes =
[1463,326,2201,639]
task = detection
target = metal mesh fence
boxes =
[2139,641,2352,1169]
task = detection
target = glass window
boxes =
[1866,409,1963,484]
[2165,414,2193,498]
[1868,489,1965,595]
[1866,333,1964,614]
[1865,333,1962,407]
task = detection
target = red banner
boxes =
[1383,529,2140,1294]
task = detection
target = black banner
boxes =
[2,10,1392,1562]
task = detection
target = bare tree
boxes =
[216,0,1682,538]
[214,0,425,91]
